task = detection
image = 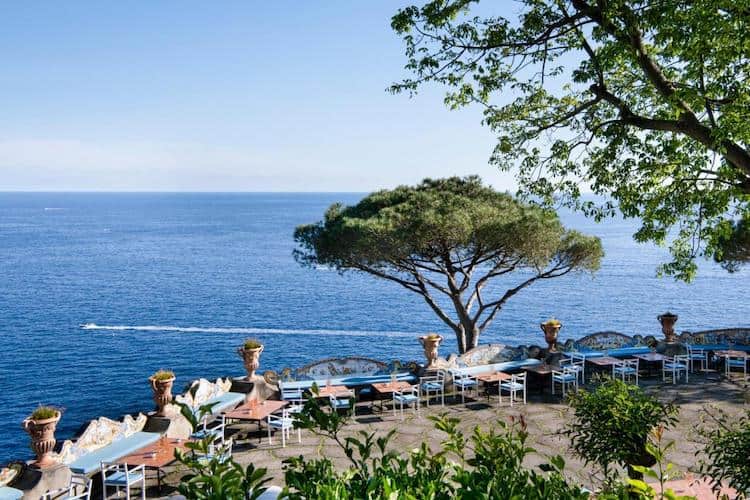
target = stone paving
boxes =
[157,374,749,497]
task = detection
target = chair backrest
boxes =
[512,372,526,384]
[563,352,586,365]
[561,357,583,369]
[435,370,446,382]
[552,367,576,377]
[101,461,139,481]
[399,384,419,396]
[71,474,91,499]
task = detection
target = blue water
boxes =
[0,192,746,462]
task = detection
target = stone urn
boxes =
[238,342,264,379]
[540,320,562,352]
[418,334,443,369]
[149,373,176,417]
[22,409,61,468]
[658,312,678,343]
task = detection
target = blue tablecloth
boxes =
[0,486,23,500]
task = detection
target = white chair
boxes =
[685,344,708,372]
[561,352,586,384]
[196,438,234,464]
[612,358,639,384]
[101,462,146,500]
[267,409,300,447]
[452,371,478,404]
[662,355,689,384]
[551,367,578,396]
[499,373,526,407]
[279,381,304,402]
[725,353,748,380]
[328,392,353,413]
[43,474,91,500]
[419,370,445,407]
[191,414,226,445]
[392,384,420,418]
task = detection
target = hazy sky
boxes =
[1,1,517,192]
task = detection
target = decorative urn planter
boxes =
[657,312,678,343]
[238,340,264,379]
[418,334,443,369]
[149,371,176,417]
[22,408,61,468]
[540,320,562,352]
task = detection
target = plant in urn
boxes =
[541,319,562,352]
[238,338,264,379]
[22,406,61,468]
[418,333,443,369]
[149,370,175,417]
[657,312,678,343]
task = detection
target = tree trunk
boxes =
[452,298,481,354]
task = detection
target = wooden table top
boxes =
[371,381,413,394]
[117,437,191,468]
[475,371,512,383]
[316,385,354,398]
[224,400,288,421]
[634,352,666,362]
[523,364,554,375]
[715,350,748,358]
[586,356,620,366]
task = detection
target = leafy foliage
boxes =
[283,394,591,499]
[175,437,270,500]
[567,378,678,482]
[294,176,602,352]
[699,408,750,495]
[29,406,59,420]
[151,369,175,381]
[242,339,263,350]
[628,426,692,500]
[177,401,219,433]
[391,0,750,280]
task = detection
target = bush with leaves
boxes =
[699,408,750,496]
[567,378,678,484]
[282,392,591,499]
[175,437,270,500]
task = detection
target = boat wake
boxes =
[80,323,416,338]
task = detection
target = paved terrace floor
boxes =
[157,374,749,498]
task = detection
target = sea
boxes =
[0,192,747,462]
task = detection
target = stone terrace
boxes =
[158,375,749,497]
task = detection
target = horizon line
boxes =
[0,190,371,194]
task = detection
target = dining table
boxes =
[223,400,289,442]
[117,436,193,492]
[475,371,512,400]
[634,352,666,376]
[371,381,414,412]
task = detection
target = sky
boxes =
[1,1,517,192]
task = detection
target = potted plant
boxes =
[540,319,562,352]
[418,333,443,369]
[22,406,61,468]
[657,312,678,343]
[238,339,264,379]
[149,370,176,417]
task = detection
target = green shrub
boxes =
[699,408,750,495]
[151,369,175,381]
[175,437,270,499]
[30,406,58,420]
[282,394,590,499]
[242,339,263,350]
[567,378,678,482]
